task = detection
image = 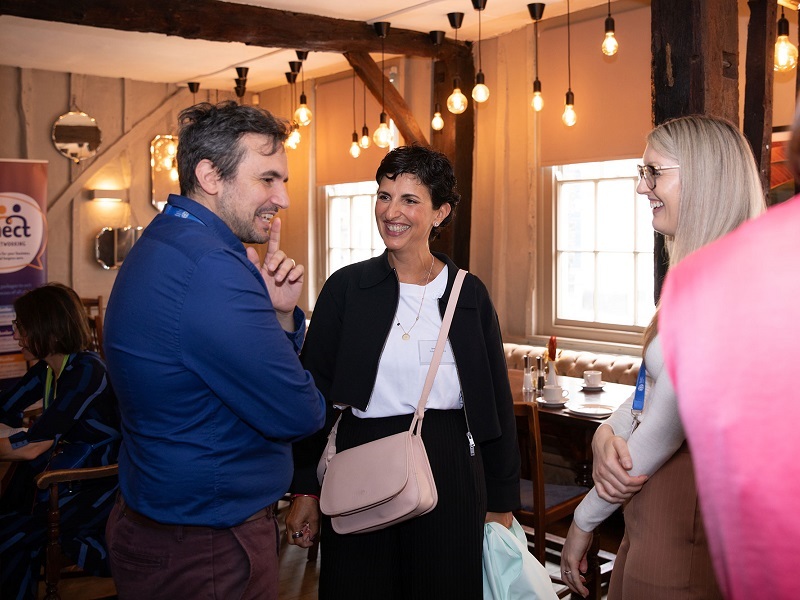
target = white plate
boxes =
[537,398,568,408]
[565,402,615,418]
[581,384,605,392]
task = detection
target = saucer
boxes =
[537,398,568,408]
[581,384,605,392]
[565,402,614,418]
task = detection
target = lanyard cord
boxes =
[43,354,70,410]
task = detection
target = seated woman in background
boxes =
[0,283,121,600]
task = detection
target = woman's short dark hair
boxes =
[13,283,91,359]
[376,145,461,238]
[177,101,290,197]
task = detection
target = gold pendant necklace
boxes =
[396,255,435,341]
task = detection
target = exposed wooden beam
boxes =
[0,0,464,59]
[345,52,427,147]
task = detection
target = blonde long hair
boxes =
[643,115,766,350]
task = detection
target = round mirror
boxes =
[52,111,102,163]
[96,226,143,270]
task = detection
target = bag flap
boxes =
[320,431,411,516]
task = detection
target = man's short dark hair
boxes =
[177,101,290,196]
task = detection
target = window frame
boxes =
[535,162,653,347]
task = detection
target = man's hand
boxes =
[246,217,304,331]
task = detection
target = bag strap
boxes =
[413,268,467,421]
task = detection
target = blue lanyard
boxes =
[163,203,205,225]
[632,362,646,413]
[629,362,646,434]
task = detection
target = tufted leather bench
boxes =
[503,343,641,386]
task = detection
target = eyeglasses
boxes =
[637,164,680,191]
[11,320,20,334]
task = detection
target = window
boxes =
[537,159,655,345]
[324,181,384,277]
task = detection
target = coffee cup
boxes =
[542,385,568,403]
[583,370,602,387]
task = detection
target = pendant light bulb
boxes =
[431,103,444,131]
[472,72,490,103]
[360,125,371,149]
[286,122,301,149]
[531,79,544,112]
[349,132,361,158]
[562,90,577,127]
[373,113,392,148]
[775,9,798,72]
[293,92,312,127]
[447,80,468,114]
[602,19,619,56]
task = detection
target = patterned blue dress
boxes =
[0,351,121,600]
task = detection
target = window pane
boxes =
[597,180,634,251]
[558,182,595,251]
[596,253,634,324]
[351,195,373,249]
[329,197,349,249]
[329,248,349,275]
[557,251,595,321]
[636,253,656,326]
[636,194,654,251]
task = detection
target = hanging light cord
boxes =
[363,80,368,126]
[478,9,483,72]
[534,19,539,80]
[381,35,386,113]
[607,0,611,18]
[352,71,357,129]
[567,0,572,90]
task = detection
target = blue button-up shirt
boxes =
[105,194,325,527]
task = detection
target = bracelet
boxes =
[290,493,319,502]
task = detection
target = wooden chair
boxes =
[513,402,615,599]
[86,314,104,359]
[80,296,104,319]
[34,464,119,600]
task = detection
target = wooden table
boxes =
[508,369,635,487]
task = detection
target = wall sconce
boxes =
[89,189,128,202]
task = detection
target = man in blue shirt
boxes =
[104,101,326,600]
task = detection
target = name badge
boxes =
[419,340,455,365]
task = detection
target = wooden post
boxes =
[650,0,740,302]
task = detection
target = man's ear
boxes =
[195,159,220,195]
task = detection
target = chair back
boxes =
[87,314,104,359]
[35,464,119,600]
[514,402,547,554]
[80,296,104,318]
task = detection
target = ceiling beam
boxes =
[345,51,428,147]
[0,0,467,60]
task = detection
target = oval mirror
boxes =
[52,111,102,163]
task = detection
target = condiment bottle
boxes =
[522,354,534,394]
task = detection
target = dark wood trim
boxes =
[0,0,463,58]
[743,0,776,202]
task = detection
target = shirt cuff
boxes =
[285,306,307,353]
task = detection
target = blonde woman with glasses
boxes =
[561,115,765,599]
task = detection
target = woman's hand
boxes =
[485,511,514,529]
[591,425,647,503]
[285,495,320,548]
[561,520,592,598]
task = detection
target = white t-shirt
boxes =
[354,265,463,418]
